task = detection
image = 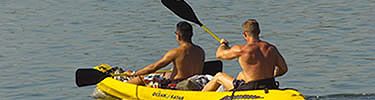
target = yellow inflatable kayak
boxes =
[76,62,304,100]
[95,77,304,100]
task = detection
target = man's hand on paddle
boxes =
[220,39,228,45]
[220,39,230,49]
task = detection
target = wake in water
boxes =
[306,93,375,100]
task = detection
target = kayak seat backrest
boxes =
[202,60,223,76]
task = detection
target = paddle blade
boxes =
[161,0,203,26]
[202,60,223,76]
[75,69,111,87]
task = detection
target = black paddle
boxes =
[161,0,229,47]
[75,60,223,87]
[75,68,111,87]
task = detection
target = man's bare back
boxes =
[124,22,205,88]
[202,19,287,91]
[236,41,287,82]
[168,44,205,80]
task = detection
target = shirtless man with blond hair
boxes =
[124,21,205,88]
[202,19,288,91]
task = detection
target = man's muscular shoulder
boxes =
[231,45,245,53]
[165,48,180,58]
[258,41,276,49]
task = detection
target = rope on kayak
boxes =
[230,79,245,100]
[228,78,280,99]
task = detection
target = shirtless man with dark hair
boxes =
[202,19,288,91]
[124,21,205,88]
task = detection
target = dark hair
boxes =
[176,21,193,41]
[242,19,260,36]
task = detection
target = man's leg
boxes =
[236,72,245,80]
[202,72,234,91]
[127,71,169,86]
[126,76,145,85]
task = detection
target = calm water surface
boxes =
[0,0,374,100]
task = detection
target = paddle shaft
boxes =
[76,69,171,87]
[109,70,171,76]
[202,25,230,48]
[201,25,220,42]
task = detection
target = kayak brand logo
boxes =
[152,91,184,100]
[220,95,264,100]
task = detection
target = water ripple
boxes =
[0,0,374,100]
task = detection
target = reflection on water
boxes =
[0,0,374,100]
[307,93,375,100]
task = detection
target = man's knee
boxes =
[214,72,224,77]
[127,76,144,85]
[211,72,222,81]
[237,72,244,80]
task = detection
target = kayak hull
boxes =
[96,77,305,100]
